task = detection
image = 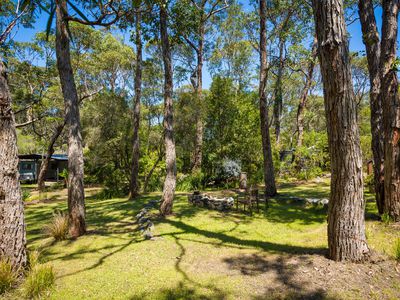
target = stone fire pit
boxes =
[188,191,234,211]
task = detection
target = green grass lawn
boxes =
[6,180,400,299]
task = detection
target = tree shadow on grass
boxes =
[160,218,326,255]
[223,254,333,300]
[129,281,228,300]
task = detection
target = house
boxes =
[18,154,68,182]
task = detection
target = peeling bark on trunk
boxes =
[358,0,385,215]
[55,0,86,237]
[0,58,27,270]
[380,0,400,221]
[259,0,277,197]
[296,37,318,149]
[312,0,369,261]
[159,3,177,216]
[37,122,65,191]
[130,10,142,199]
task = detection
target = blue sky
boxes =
[11,4,388,89]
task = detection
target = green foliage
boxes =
[381,213,391,225]
[0,259,18,294]
[44,211,69,241]
[99,168,130,199]
[176,171,205,191]
[22,189,31,201]
[395,239,400,261]
[364,173,374,192]
[291,131,329,180]
[22,264,55,299]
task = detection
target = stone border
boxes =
[188,192,234,211]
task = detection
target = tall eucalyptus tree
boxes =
[173,0,229,171]
[130,5,143,199]
[313,0,369,261]
[259,0,277,197]
[53,0,124,236]
[0,0,36,270]
[358,0,384,215]
[159,0,177,216]
[380,0,400,221]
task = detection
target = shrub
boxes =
[176,172,205,191]
[101,168,129,198]
[0,259,18,294]
[381,213,391,225]
[22,189,31,201]
[395,238,400,261]
[215,159,241,184]
[22,265,55,299]
[44,212,69,241]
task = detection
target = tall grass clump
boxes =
[395,238,400,262]
[22,265,55,299]
[0,259,18,294]
[381,213,391,225]
[44,211,69,241]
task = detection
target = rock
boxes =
[148,200,160,206]
[188,192,234,211]
[139,221,154,232]
[138,217,149,224]
[320,198,329,206]
[136,211,146,219]
[143,230,154,240]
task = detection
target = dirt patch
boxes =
[184,251,400,299]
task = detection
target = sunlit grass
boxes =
[3,179,398,299]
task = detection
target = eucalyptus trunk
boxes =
[159,2,177,216]
[37,122,65,191]
[55,0,86,237]
[259,0,277,197]
[296,37,318,149]
[273,39,284,146]
[0,58,27,270]
[312,0,369,261]
[130,9,142,199]
[358,0,385,215]
[192,22,205,172]
[380,0,400,221]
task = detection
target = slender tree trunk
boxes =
[259,0,277,197]
[129,9,142,199]
[358,0,385,215]
[38,122,65,191]
[192,23,205,172]
[159,2,177,216]
[273,39,284,145]
[296,37,318,149]
[313,0,369,262]
[0,58,27,270]
[143,151,163,193]
[55,0,86,237]
[380,0,400,221]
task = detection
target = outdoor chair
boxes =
[235,187,260,215]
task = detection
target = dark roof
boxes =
[18,154,68,161]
